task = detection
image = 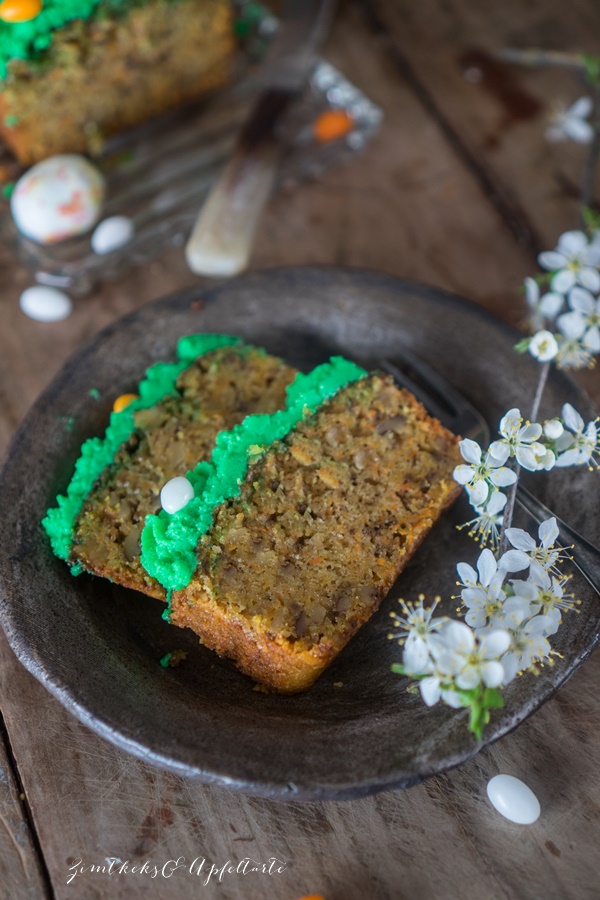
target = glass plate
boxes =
[0,6,382,296]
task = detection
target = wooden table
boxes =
[1,2,599,897]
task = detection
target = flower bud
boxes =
[543,418,564,439]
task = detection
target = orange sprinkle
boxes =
[0,0,43,23]
[296,895,327,900]
[313,109,353,144]
[113,393,138,413]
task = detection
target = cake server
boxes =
[185,0,337,277]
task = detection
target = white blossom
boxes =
[557,286,600,352]
[530,442,556,470]
[524,277,564,330]
[457,548,507,627]
[500,517,567,580]
[453,438,517,506]
[529,330,559,362]
[555,334,596,369]
[419,669,465,708]
[489,408,550,471]
[390,597,446,674]
[555,402,600,468]
[428,621,510,691]
[500,619,553,682]
[545,97,595,144]
[476,598,554,682]
[458,491,506,550]
[538,230,600,294]
[512,568,576,635]
[481,595,533,632]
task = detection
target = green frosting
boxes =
[1,0,102,79]
[42,333,242,562]
[140,357,368,592]
[0,0,171,80]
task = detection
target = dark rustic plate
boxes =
[0,268,598,801]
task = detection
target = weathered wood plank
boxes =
[0,712,50,899]
[368,0,600,250]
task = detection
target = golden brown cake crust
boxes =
[169,375,463,693]
[0,0,234,164]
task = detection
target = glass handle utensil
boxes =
[184,0,337,277]
[185,89,291,277]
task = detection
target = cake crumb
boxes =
[160,650,187,669]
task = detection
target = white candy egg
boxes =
[487,774,541,824]
[11,154,105,244]
[19,286,72,322]
[160,476,194,514]
[91,216,134,255]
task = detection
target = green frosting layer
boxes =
[42,333,242,562]
[140,357,368,592]
[0,0,167,80]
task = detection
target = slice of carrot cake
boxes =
[43,335,297,598]
[140,359,462,691]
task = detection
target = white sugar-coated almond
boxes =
[487,774,541,824]
[19,286,72,323]
[161,476,194,514]
[91,216,134,255]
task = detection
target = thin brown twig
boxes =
[581,85,600,212]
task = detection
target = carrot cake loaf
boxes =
[140,360,462,692]
[42,335,297,598]
[0,0,234,164]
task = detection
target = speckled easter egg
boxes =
[11,154,105,244]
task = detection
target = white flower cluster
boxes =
[453,403,598,549]
[524,230,600,370]
[390,519,577,714]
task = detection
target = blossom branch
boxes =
[499,361,550,555]
[391,50,600,740]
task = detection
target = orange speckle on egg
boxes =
[113,393,138,413]
[58,190,85,217]
[0,0,43,24]
[313,109,353,143]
